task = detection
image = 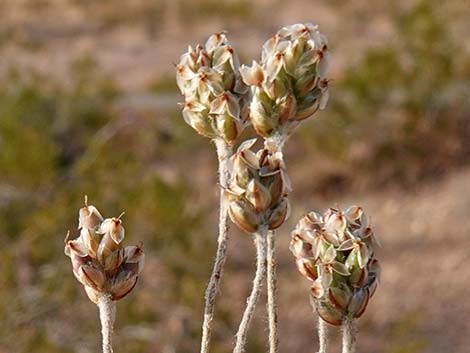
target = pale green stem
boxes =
[98,294,116,353]
[266,230,279,353]
[341,317,357,353]
[200,138,232,353]
[318,317,328,353]
[233,226,268,353]
[263,125,289,353]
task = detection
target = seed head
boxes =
[176,32,249,145]
[240,23,330,137]
[290,206,380,325]
[65,198,145,304]
[226,139,291,233]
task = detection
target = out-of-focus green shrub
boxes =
[302,1,470,188]
[0,57,211,352]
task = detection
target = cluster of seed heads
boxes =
[64,198,145,304]
[176,32,249,145]
[174,22,378,353]
[290,206,380,325]
[60,22,381,353]
[176,23,331,236]
[240,23,330,138]
[225,138,291,233]
[176,23,330,146]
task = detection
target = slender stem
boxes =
[341,317,357,353]
[263,125,289,353]
[266,230,279,353]
[214,138,232,189]
[98,294,116,353]
[200,138,232,353]
[317,317,328,353]
[233,226,268,353]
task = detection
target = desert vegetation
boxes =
[0,0,469,352]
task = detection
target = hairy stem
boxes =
[98,295,116,353]
[318,317,328,353]
[263,124,289,353]
[341,317,357,353]
[200,138,232,353]
[266,230,279,353]
[233,227,268,353]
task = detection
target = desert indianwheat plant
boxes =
[290,207,381,353]
[65,23,380,353]
[64,197,145,353]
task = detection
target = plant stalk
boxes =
[266,230,279,353]
[98,294,116,353]
[200,138,232,353]
[341,317,357,353]
[318,317,328,353]
[263,125,289,353]
[233,226,268,353]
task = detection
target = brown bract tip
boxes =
[198,72,207,81]
[111,218,122,226]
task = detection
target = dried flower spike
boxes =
[65,197,145,353]
[290,206,380,353]
[176,32,249,145]
[240,23,330,139]
[226,138,291,233]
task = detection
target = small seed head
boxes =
[176,32,249,145]
[241,23,330,137]
[290,206,380,325]
[65,198,145,304]
[227,140,291,233]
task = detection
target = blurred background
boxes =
[0,0,469,352]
